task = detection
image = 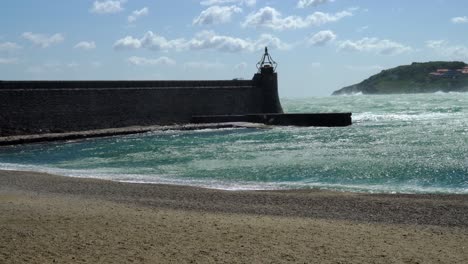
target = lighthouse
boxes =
[253,47,284,114]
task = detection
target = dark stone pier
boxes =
[192,113,352,127]
[0,47,351,142]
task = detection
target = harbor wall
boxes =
[0,76,281,136]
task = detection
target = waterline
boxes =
[1,93,467,194]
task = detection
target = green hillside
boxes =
[332,61,468,95]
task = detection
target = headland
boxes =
[333,61,468,95]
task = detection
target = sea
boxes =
[0,92,467,194]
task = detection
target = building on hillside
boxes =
[429,67,468,77]
[457,66,468,74]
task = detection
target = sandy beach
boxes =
[1,170,467,263]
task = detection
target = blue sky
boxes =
[1,0,468,96]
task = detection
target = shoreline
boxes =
[1,169,468,263]
[1,166,466,195]
[1,169,468,227]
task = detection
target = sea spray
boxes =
[1,93,467,194]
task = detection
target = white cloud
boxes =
[426,40,446,49]
[451,16,468,24]
[446,46,468,59]
[114,36,142,49]
[186,31,290,52]
[200,0,255,7]
[128,56,176,66]
[186,30,253,52]
[0,57,18,64]
[254,34,290,51]
[74,41,96,50]
[140,32,186,51]
[338,37,411,55]
[184,61,225,70]
[114,32,185,51]
[193,5,242,25]
[90,0,124,14]
[114,30,289,53]
[308,30,336,46]
[242,6,352,30]
[426,40,468,60]
[297,0,334,9]
[128,7,149,23]
[22,32,64,48]
[0,42,21,51]
[356,25,369,32]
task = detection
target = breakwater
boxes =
[0,70,282,136]
[192,113,352,127]
[0,48,351,138]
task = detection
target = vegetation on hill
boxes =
[332,61,468,95]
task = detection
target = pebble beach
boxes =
[1,170,467,263]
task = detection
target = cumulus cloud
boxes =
[297,0,334,9]
[90,0,125,14]
[338,37,411,55]
[140,32,186,51]
[242,6,352,30]
[254,34,290,51]
[451,16,468,24]
[114,32,185,51]
[193,5,242,25]
[113,36,142,49]
[200,0,255,7]
[114,30,289,53]
[128,7,149,23]
[186,30,251,52]
[308,30,336,46]
[74,41,96,50]
[22,32,64,48]
[0,42,21,51]
[187,31,290,52]
[128,56,176,66]
[426,40,468,60]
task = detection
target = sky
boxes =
[1,0,468,97]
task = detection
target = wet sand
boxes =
[1,170,468,263]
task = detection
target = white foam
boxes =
[353,111,459,123]
[2,162,466,194]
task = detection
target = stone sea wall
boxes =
[0,77,281,136]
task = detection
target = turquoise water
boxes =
[1,93,467,193]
